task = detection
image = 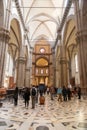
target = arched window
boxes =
[46,69,48,74]
[41,69,43,74]
[40,48,45,53]
[36,69,38,74]
[75,54,78,72]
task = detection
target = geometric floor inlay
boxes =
[78,123,87,128]
[0,95,87,130]
[36,126,49,130]
[0,121,7,126]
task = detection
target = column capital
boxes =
[0,27,10,42]
[25,68,30,71]
[59,57,67,64]
[17,57,26,64]
[76,31,87,42]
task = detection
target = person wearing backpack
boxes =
[31,85,36,109]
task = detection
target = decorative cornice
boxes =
[54,0,72,49]
[14,0,32,48]
[14,0,26,31]
[33,52,52,55]
[0,27,10,41]
[58,0,72,32]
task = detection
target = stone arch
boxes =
[63,17,76,61]
[32,34,50,47]
[9,18,22,58]
[36,57,49,66]
[63,15,75,46]
[63,17,80,86]
[5,18,22,88]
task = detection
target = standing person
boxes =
[67,87,71,100]
[57,87,62,102]
[47,87,50,95]
[36,86,39,104]
[31,85,36,109]
[50,86,55,100]
[62,86,67,101]
[13,86,18,106]
[24,87,30,108]
[77,86,81,99]
[38,83,44,96]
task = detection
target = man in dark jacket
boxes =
[24,87,30,108]
[31,85,36,109]
[62,86,67,101]
[13,86,18,106]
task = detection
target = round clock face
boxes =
[40,48,45,53]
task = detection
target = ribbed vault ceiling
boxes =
[20,0,68,48]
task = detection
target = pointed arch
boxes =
[27,13,58,25]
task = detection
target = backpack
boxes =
[31,88,36,96]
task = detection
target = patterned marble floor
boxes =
[0,95,87,130]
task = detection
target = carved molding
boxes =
[17,57,26,64]
[59,0,72,32]
[0,27,10,42]
[14,0,26,31]
[25,68,30,71]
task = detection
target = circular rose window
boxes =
[40,48,45,53]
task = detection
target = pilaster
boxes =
[0,27,10,87]
[16,57,26,88]
[25,68,30,88]
[52,48,56,87]
[25,53,31,88]
[59,45,68,87]
[76,34,87,94]
[73,0,87,93]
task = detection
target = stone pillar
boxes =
[76,35,87,94]
[55,68,58,88]
[55,57,60,88]
[52,48,56,87]
[74,0,87,93]
[29,49,33,86]
[0,27,9,87]
[17,57,26,88]
[25,54,31,88]
[25,68,30,87]
[60,45,68,87]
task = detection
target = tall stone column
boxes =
[17,57,26,88]
[0,27,9,87]
[29,49,33,87]
[74,0,87,93]
[55,68,58,88]
[60,45,68,87]
[55,57,60,88]
[25,68,30,87]
[52,48,56,87]
[25,53,31,88]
